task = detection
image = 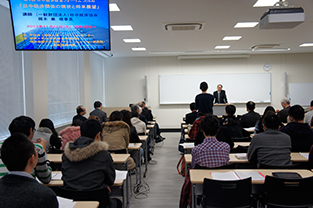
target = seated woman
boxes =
[102,111,136,170]
[59,119,82,150]
[32,118,61,153]
[121,110,144,166]
[254,106,275,134]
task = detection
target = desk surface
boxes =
[190,169,313,185]
[233,142,250,148]
[139,135,148,141]
[185,152,309,164]
[48,153,130,163]
[128,143,142,150]
[74,201,99,208]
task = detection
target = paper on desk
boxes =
[235,172,265,181]
[57,196,76,208]
[235,153,248,160]
[115,170,127,180]
[128,143,135,147]
[300,152,309,159]
[52,172,62,180]
[244,127,255,132]
[211,171,239,181]
[179,143,194,148]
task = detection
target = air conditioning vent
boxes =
[164,23,204,31]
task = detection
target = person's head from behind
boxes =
[288,105,305,122]
[88,115,100,123]
[264,113,281,130]
[263,106,275,115]
[8,116,35,139]
[225,105,236,116]
[310,100,313,111]
[190,102,196,111]
[131,104,139,113]
[121,110,132,126]
[72,119,83,127]
[217,84,223,92]
[76,105,86,115]
[281,98,290,109]
[246,101,255,112]
[39,118,58,137]
[1,133,37,172]
[94,101,102,109]
[200,115,220,137]
[200,81,208,92]
[80,119,102,141]
[108,111,123,121]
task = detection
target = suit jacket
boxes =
[240,111,260,128]
[213,90,228,103]
[277,106,290,123]
[185,111,198,124]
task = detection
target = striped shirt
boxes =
[191,137,230,168]
[0,142,51,184]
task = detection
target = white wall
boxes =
[105,53,313,128]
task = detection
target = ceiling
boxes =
[108,0,313,58]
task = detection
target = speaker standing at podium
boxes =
[213,84,228,104]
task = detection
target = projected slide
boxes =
[9,0,110,51]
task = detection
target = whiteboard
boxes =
[289,83,313,106]
[159,73,271,104]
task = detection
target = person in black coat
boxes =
[185,102,198,124]
[240,101,260,128]
[213,84,228,104]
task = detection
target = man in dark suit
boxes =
[185,102,197,124]
[240,101,260,128]
[213,84,228,104]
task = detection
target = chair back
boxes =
[202,177,252,208]
[53,186,110,208]
[264,175,313,207]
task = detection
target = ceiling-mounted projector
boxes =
[259,7,305,29]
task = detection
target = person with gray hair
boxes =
[304,100,313,125]
[276,98,291,123]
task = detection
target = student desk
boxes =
[190,169,313,208]
[49,172,128,208]
[74,201,99,208]
[128,143,142,185]
[233,142,250,148]
[139,135,149,178]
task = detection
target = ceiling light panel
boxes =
[253,0,278,7]
[299,43,313,47]
[215,45,230,49]
[132,47,146,51]
[223,36,242,41]
[111,25,133,31]
[234,22,258,28]
[123,39,141,43]
[109,3,120,11]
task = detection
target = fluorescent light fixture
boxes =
[123,39,141,43]
[253,0,278,7]
[299,43,313,47]
[111,25,133,31]
[132,47,146,51]
[234,22,259,28]
[252,48,290,52]
[215,45,230,49]
[223,36,242,41]
[178,54,250,60]
[109,3,120,11]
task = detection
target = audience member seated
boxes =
[89,101,107,124]
[254,106,275,134]
[131,104,148,125]
[72,105,87,124]
[192,115,230,168]
[184,102,198,125]
[131,111,146,135]
[138,101,153,121]
[62,119,121,208]
[280,105,313,152]
[102,111,136,170]
[304,100,313,125]
[59,119,82,150]
[240,101,260,128]
[0,134,58,208]
[276,98,291,123]
[188,112,206,141]
[32,118,61,153]
[180,115,230,208]
[248,113,292,166]
[222,105,250,139]
[4,116,52,184]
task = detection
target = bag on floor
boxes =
[177,155,185,177]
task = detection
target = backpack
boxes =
[177,155,186,177]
